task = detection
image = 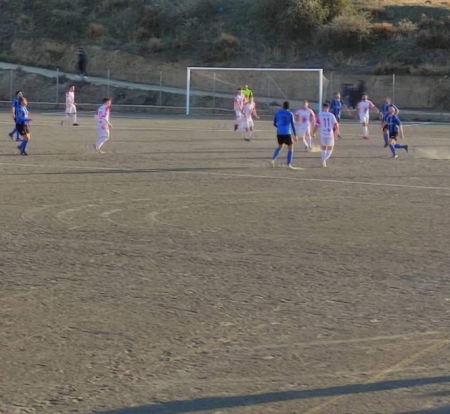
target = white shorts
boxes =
[320,134,335,147]
[66,104,76,114]
[97,127,110,140]
[242,118,254,130]
[295,124,310,137]
[359,114,368,124]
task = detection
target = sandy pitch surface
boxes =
[0,114,449,414]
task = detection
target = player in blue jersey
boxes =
[15,97,32,156]
[271,101,298,169]
[8,90,23,141]
[330,92,350,139]
[382,106,408,159]
[380,97,399,147]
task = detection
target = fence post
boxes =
[9,69,13,101]
[159,71,162,108]
[213,72,216,113]
[107,69,110,96]
[392,73,396,103]
[330,71,334,101]
[56,68,59,104]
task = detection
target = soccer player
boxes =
[62,86,78,126]
[242,84,252,102]
[241,94,259,141]
[356,94,379,140]
[76,48,88,79]
[15,97,32,156]
[8,90,23,141]
[330,92,351,139]
[93,97,113,153]
[233,87,244,131]
[271,101,298,169]
[294,100,315,152]
[313,102,338,168]
[380,97,399,147]
[383,106,408,159]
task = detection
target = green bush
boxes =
[251,0,353,44]
[214,33,240,61]
[373,62,412,75]
[316,12,372,52]
[416,30,450,50]
[395,19,417,39]
[200,33,240,63]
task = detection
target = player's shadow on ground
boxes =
[398,408,450,414]
[0,166,252,176]
[96,375,450,414]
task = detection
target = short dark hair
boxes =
[323,102,330,108]
[103,97,112,103]
[237,87,242,91]
[283,101,290,109]
[15,90,22,96]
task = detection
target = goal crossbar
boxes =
[186,67,324,115]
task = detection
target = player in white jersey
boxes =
[313,102,338,168]
[294,100,315,151]
[61,86,78,126]
[93,97,113,153]
[233,87,245,131]
[356,94,378,140]
[241,94,259,141]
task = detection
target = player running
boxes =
[233,87,244,131]
[330,92,351,139]
[15,97,32,156]
[62,86,78,126]
[382,106,408,159]
[271,101,298,169]
[294,100,315,152]
[313,102,338,168]
[380,97,399,147]
[242,94,259,141]
[356,94,379,140]
[8,90,23,141]
[93,98,113,153]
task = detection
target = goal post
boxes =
[186,67,327,116]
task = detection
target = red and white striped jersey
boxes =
[95,104,110,128]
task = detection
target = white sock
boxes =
[95,136,109,148]
[73,113,77,124]
[63,114,69,124]
[321,151,327,162]
[326,148,333,161]
[306,135,312,148]
[248,130,253,138]
[363,126,368,137]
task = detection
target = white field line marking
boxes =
[2,162,450,192]
[226,331,447,353]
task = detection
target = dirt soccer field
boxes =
[0,113,449,414]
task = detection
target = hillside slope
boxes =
[0,0,450,75]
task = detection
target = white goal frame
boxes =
[186,67,324,115]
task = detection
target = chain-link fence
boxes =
[1,65,450,120]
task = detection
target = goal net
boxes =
[186,67,329,116]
